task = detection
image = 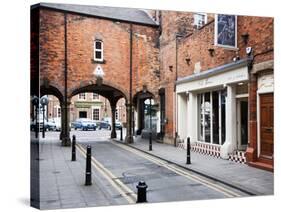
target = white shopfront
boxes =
[176,60,249,159]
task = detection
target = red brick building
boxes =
[31,3,273,170]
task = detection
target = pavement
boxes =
[37,137,129,210]
[33,130,274,210]
[118,136,274,196]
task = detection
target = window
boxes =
[78,93,86,100]
[57,107,61,118]
[93,93,99,100]
[193,13,207,29]
[115,109,119,121]
[215,14,237,48]
[198,89,226,145]
[94,40,103,61]
[93,108,100,120]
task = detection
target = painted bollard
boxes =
[186,137,191,164]
[120,127,123,141]
[71,135,76,161]
[149,131,152,151]
[136,181,148,203]
[85,145,92,186]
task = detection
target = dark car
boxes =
[115,121,122,130]
[73,118,97,131]
[97,121,111,130]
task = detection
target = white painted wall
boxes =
[177,93,187,140]
[221,84,237,159]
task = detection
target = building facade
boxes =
[172,14,273,171]
[47,94,126,123]
[31,3,274,171]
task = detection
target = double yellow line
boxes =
[112,141,243,198]
[76,143,137,204]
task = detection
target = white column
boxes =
[221,85,237,159]
[177,93,187,140]
[187,92,197,145]
[156,110,160,133]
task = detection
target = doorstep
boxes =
[248,161,274,172]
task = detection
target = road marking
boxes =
[111,141,243,198]
[76,144,137,204]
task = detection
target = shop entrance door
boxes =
[259,93,274,160]
[237,98,248,151]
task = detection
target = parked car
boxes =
[48,118,61,131]
[46,119,57,131]
[96,121,111,130]
[72,118,97,131]
[115,121,122,130]
[30,116,55,131]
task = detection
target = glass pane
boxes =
[198,94,204,141]
[204,92,211,143]
[221,89,226,144]
[95,41,102,49]
[95,51,102,59]
[212,91,219,144]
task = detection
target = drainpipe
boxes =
[126,24,134,143]
[174,34,183,147]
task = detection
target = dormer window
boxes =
[193,13,207,29]
[94,40,103,62]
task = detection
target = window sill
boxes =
[91,59,106,64]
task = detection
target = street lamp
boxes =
[40,96,49,138]
[32,96,39,138]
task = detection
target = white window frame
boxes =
[94,40,104,62]
[92,107,100,121]
[198,90,226,145]
[214,14,238,49]
[54,105,61,118]
[93,93,100,100]
[193,13,207,29]
[78,93,86,100]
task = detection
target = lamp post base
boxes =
[125,135,134,144]
[62,137,71,146]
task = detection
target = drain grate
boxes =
[52,171,60,174]
[46,199,58,204]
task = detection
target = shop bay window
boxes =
[198,89,226,145]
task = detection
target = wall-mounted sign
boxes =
[215,14,237,48]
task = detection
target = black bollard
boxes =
[71,135,76,161]
[85,145,92,186]
[149,131,152,151]
[186,137,191,164]
[136,181,148,203]
[120,127,123,141]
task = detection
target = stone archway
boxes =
[133,90,156,136]
[69,83,131,142]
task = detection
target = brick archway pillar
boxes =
[61,100,71,146]
[110,104,117,138]
[125,103,134,143]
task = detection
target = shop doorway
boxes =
[237,98,248,151]
[259,93,274,160]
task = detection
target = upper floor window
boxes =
[93,93,99,100]
[193,13,207,29]
[78,93,86,100]
[94,40,103,62]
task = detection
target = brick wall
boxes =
[39,8,160,102]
